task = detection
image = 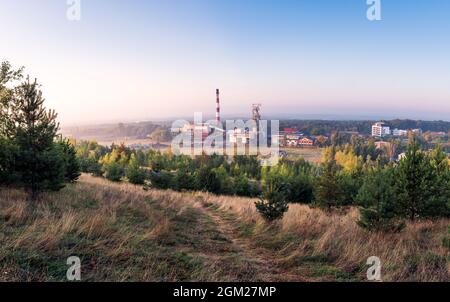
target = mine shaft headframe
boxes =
[252,104,262,122]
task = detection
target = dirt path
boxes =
[199,203,310,282]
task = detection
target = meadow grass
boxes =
[0,174,448,281]
[202,193,450,281]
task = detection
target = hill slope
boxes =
[0,175,448,281]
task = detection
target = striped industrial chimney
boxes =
[216,89,221,123]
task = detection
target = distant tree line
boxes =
[280,119,450,136]
[0,62,80,199]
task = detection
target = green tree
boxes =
[104,161,124,182]
[234,174,251,197]
[395,138,434,220]
[0,62,23,185]
[196,166,221,194]
[172,168,196,191]
[255,172,289,221]
[0,138,18,184]
[424,146,450,218]
[286,173,314,204]
[356,166,405,232]
[314,159,343,210]
[58,139,81,183]
[7,77,66,198]
[148,170,173,189]
[127,154,146,185]
[1,62,23,134]
[213,165,235,195]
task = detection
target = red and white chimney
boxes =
[216,89,221,123]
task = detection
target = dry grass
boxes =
[1,174,448,282]
[281,147,324,164]
[201,193,450,281]
[0,175,258,281]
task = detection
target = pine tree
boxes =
[425,146,450,218]
[314,159,343,210]
[255,172,289,221]
[105,161,124,182]
[0,62,23,185]
[286,173,314,204]
[395,138,434,220]
[7,77,66,199]
[173,168,196,191]
[0,138,18,184]
[356,166,405,232]
[127,154,146,185]
[234,174,251,196]
[58,139,81,183]
[196,166,221,194]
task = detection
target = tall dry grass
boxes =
[199,193,450,281]
[1,174,448,281]
[0,175,221,281]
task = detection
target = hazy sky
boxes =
[2,0,450,125]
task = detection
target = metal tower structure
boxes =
[216,89,221,123]
[252,104,262,122]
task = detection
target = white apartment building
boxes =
[392,128,408,136]
[372,122,391,137]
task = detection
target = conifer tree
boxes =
[314,158,343,210]
[58,139,81,183]
[8,77,66,198]
[255,172,289,221]
[356,165,405,232]
[424,146,450,218]
[105,161,124,182]
[395,137,434,220]
[0,62,23,185]
[172,168,196,191]
[127,154,146,185]
[196,166,221,194]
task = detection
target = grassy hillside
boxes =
[0,175,448,282]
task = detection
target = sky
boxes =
[1,0,450,125]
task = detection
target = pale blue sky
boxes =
[1,0,450,125]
